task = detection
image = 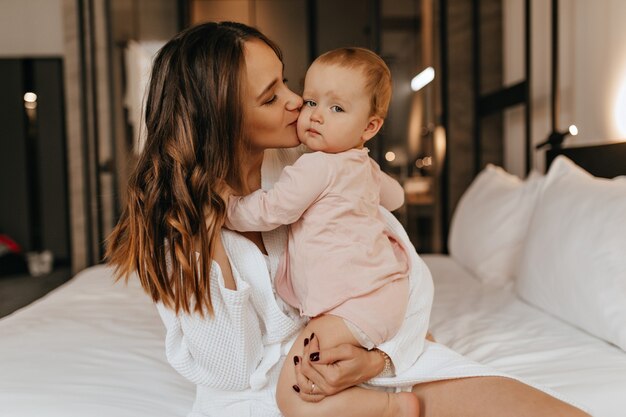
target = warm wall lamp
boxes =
[411,67,435,92]
[616,77,626,137]
[536,124,578,150]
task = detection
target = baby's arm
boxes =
[226,153,330,232]
[378,171,405,211]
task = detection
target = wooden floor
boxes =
[0,267,72,318]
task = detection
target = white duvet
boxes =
[0,266,194,417]
[425,254,626,417]
[1,257,625,416]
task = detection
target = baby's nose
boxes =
[311,109,323,123]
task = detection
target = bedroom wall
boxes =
[0,0,183,273]
[571,1,626,145]
[64,0,180,272]
[504,0,626,176]
[190,0,309,96]
[109,0,180,220]
[0,0,71,265]
[0,0,64,56]
[1,0,107,272]
[444,0,503,229]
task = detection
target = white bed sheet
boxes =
[2,259,625,417]
[0,265,194,417]
[424,254,626,417]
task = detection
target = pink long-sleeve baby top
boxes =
[226,148,409,344]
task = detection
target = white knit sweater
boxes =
[156,147,434,416]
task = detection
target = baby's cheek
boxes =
[296,117,307,139]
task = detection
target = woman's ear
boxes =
[362,116,384,142]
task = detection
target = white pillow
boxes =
[516,156,626,351]
[448,165,543,286]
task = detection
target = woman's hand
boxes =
[293,333,385,402]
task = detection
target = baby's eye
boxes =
[304,100,317,107]
[330,105,344,113]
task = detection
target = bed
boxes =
[0,264,193,417]
[428,141,626,417]
[426,254,626,417]
[1,143,625,417]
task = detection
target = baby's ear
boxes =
[362,116,384,142]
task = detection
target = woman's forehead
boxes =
[244,40,283,94]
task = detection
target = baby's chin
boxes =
[296,132,311,147]
[297,136,323,152]
[298,138,317,151]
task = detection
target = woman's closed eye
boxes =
[330,105,344,113]
[262,79,289,106]
[263,95,277,105]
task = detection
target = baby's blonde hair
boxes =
[315,47,392,118]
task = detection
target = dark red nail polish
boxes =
[310,332,315,340]
[304,338,309,346]
[293,356,300,365]
[310,352,319,361]
[293,385,300,393]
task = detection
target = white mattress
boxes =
[424,254,626,417]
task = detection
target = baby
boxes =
[226,48,419,417]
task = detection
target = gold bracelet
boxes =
[377,349,394,377]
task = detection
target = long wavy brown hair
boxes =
[106,22,282,316]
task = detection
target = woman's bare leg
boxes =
[276,315,419,417]
[411,377,590,417]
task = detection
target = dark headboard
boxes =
[546,142,626,179]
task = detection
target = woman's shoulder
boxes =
[219,229,276,268]
[262,145,308,189]
[264,145,307,167]
[220,228,256,254]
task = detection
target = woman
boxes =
[106,21,589,417]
